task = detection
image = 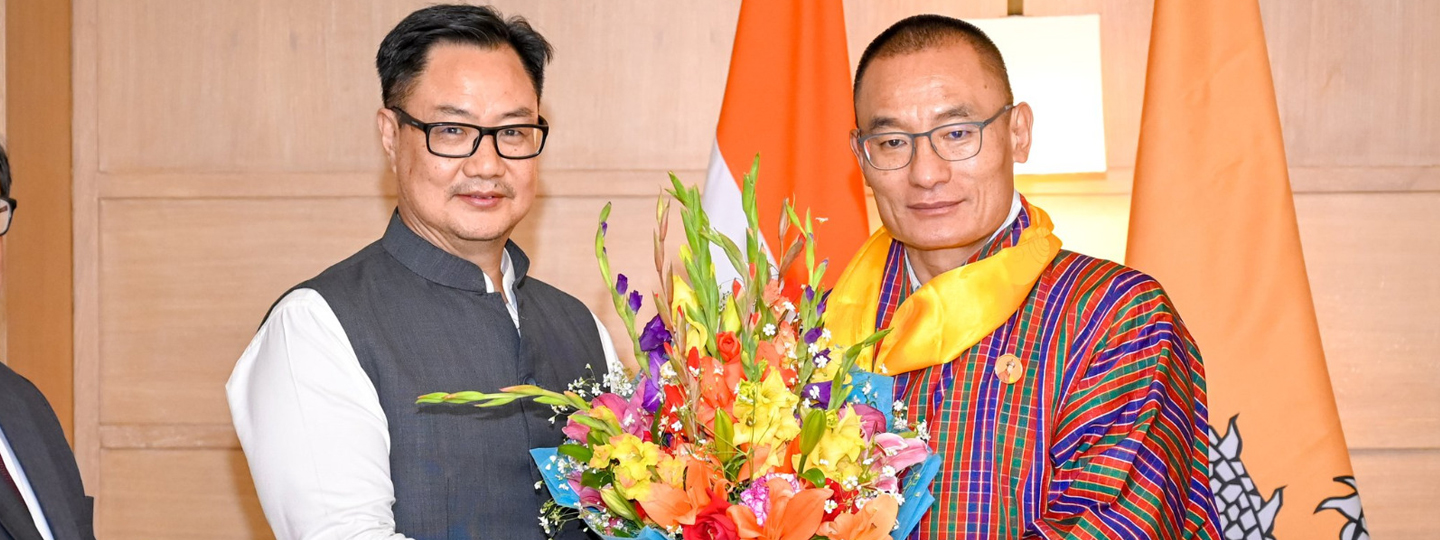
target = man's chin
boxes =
[451,224,514,245]
[894,231,988,253]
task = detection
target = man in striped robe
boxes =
[828,15,1221,539]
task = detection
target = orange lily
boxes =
[818,494,899,540]
[730,477,833,540]
[638,457,725,528]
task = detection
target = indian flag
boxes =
[701,0,869,289]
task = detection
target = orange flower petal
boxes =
[820,495,899,540]
[727,504,764,539]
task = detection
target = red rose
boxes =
[716,332,742,363]
[822,479,859,521]
[683,497,737,540]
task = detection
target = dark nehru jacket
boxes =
[297,214,605,539]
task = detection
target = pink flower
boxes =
[874,432,929,472]
[593,392,653,439]
[568,476,603,508]
[562,416,591,441]
[844,403,888,437]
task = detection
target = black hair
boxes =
[0,143,10,198]
[376,4,554,108]
[853,14,1013,108]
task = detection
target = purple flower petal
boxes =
[616,273,629,295]
[638,315,672,352]
[627,290,643,312]
[804,327,824,344]
[804,285,816,302]
[802,382,831,408]
[817,290,831,317]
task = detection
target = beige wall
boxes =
[54,0,1438,538]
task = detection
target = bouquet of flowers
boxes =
[420,159,940,540]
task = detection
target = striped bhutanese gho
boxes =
[870,200,1221,539]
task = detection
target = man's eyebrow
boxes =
[935,105,975,122]
[430,105,537,124]
[864,105,976,132]
[433,105,476,120]
[866,116,902,132]
[495,107,537,122]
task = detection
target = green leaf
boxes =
[415,392,449,404]
[704,229,747,280]
[582,468,613,489]
[800,468,827,489]
[557,443,593,464]
[588,427,609,447]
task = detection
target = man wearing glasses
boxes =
[0,145,97,540]
[227,5,618,540]
[827,16,1221,539]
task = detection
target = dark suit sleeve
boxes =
[0,363,96,540]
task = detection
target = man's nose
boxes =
[907,135,951,189]
[461,135,505,179]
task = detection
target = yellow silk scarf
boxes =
[829,203,1063,374]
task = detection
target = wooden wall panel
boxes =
[1261,0,1440,168]
[1294,192,1440,450]
[95,0,744,175]
[98,198,391,425]
[1349,449,1440,539]
[843,0,1009,67]
[96,0,388,173]
[98,449,270,539]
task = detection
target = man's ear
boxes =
[377,108,400,171]
[1009,102,1035,164]
[850,129,869,179]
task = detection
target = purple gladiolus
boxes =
[601,221,608,236]
[804,327,824,344]
[616,273,629,295]
[802,382,831,408]
[639,374,662,413]
[817,290,831,316]
[638,315,672,352]
[804,285,816,302]
[639,350,666,412]
[627,290,643,312]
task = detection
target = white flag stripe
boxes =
[701,140,773,287]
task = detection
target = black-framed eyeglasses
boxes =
[0,196,15,236]
[390,107,549,159]
[855,104,1014,171]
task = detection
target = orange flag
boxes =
[701,0,868,289]
[1127,1,1367,539]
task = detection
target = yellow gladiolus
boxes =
[672,275,698,319]
[733,371,801,453]
[595,433,661,501]
[805,406,867,482]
